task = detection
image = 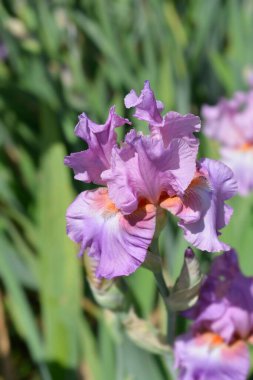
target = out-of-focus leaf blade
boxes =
[116,334,169,380]
[222,194,253,276]
[38,107,82,374]
[0,235,51,380]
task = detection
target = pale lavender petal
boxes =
[233,90,253,142]
[124,80,163,125]
[161,112,200,156]
[64,150,104,182]
[102,131,196,214]
[174,332,250,380]
[202,91,253,148]
[179,159,237,252]
[125,82,201,153]
[64,106,130,184]
[202,99,245,148]
[66,188,156,279]
[221,147,253,196]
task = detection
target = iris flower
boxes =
[65,82,236,279]
[174,250,253,380]
[202,80,253,196]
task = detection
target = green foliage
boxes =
[0,0,253,379]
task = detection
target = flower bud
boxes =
[168,247,203,311]
[84,255,127,311]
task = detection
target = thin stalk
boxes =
[154,272,169,300]
[154,271,176,346]
[151,239,176,346]
[167,308,176,346]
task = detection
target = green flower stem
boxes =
[154,271,176,346]
[167,307,176,346]
[154,272,169,299]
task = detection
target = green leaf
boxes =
[209,51,235,94]
[35,0,60,58]
[99,318,116,380]
[19,58,59,109]
[72,11,136,88]
[127,267,156,318]
[38,107,82,373]
[0,235,51,380]
[116,334,169,380]
[222,194,253,276]
[79,317,102,380]
[0,229,37,289]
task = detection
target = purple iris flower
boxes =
[65,81,237,279]
[174,250,253,380]
[202,86,253,196]
[175,332,250,380]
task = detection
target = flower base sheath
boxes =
[65,81,237,279]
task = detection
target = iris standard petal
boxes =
[161,111,200,154]
[124,80,164,125]
[64,106,130,184]
[102,131,196,214]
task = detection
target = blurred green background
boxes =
[1,0,253,379]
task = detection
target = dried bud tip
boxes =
[184,247,195,259]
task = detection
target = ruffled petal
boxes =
[221,147,253,196]
[202,92,253,149]
[161,175,212,224]
[64,150,105,182]
[102,130,196,214]
[210,249,240,278]
[201,277,253,342]
[202,101,244,148]
[124,82,201,150]
[233,90,253,142]
[64,106,130,184]
[66,188,156,279]
[124,80,163,125]
[161,112,200,156]
[174,332,250,380]
[178,159,237,252]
